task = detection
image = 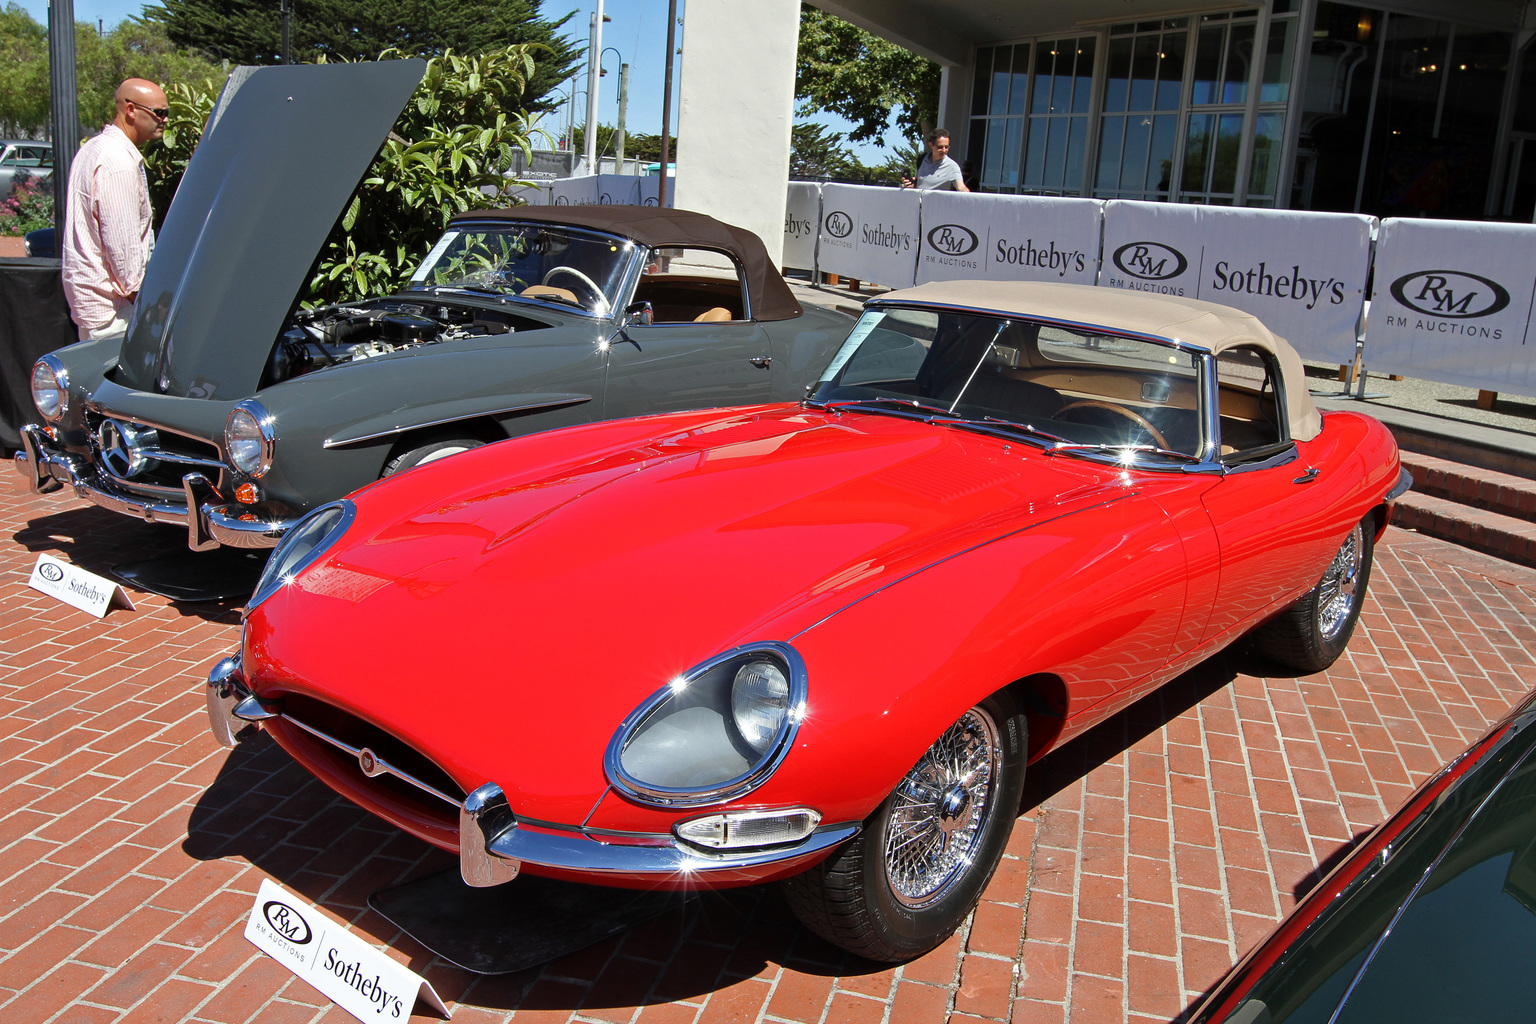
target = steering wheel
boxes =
[542,266,604,306]
[1057,400,1170,450]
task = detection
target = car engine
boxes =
[263,301,522,386]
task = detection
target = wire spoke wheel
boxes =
[1316,521,1364,641]
[883,707,1000,908]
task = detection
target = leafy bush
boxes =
[0,173,54,234]
[139,45,541,305]
[307,45,539,305]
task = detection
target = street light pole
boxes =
[658,0,677,207]
[583,0,604,174]
[617,63,629,170]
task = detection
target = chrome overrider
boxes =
[15,423,302,551]
[204,655,860,887]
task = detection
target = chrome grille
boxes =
[85,413,225,496]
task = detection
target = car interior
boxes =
[631,247,747,323]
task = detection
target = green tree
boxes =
[567,124,675,164]
[141,0,578,112]
[789,122,853,181]
[0,8,227,140]
[795,4,939,148]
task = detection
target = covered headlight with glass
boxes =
[249,500,354,608]
[605,643,806,807]
[30,355,69,422]
[224,399,275,477]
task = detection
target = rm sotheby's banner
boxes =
[1100,201,1373,363]
[1366,219,1536,397]
[783,182,820,271]
[916,191,1101,286]
[595,174,641,205]
[818,183,921,288]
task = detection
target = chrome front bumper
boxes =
[16,423,301,551]
[205,654,859,888]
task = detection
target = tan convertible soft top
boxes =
[877,280,1322,442]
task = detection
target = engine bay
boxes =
[262,300,543,386]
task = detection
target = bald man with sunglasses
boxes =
[62,78,168,339]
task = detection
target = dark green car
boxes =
[16,60,851,551]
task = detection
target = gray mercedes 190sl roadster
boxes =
[16,59,850,551]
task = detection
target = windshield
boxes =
[406,223,635,316]
[808,307,1204,458]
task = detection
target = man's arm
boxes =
[94,165,150,301]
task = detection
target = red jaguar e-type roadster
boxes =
[207,280,1409,961]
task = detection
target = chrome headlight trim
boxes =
[604,642,807,809]
[31,355,69,421]
[247,500,355,610]
[225,399,276,478]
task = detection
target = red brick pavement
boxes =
[3,468,1535,1024]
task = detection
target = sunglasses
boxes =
[132,101,171,120]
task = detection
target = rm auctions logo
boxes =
[1112,241,1187,281]
[1389,270,1511,319]
[38,561,64,582]
[824,211,853,238]
[263,900,314,945]
[926,224,979,256]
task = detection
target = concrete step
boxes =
[1391,489,1536,569]
[1400,452,1536,524]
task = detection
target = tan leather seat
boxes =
[694,307,732,322]
[521,285,580,304]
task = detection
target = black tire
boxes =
[381,435,485,477]
[1254,514,1375,673]
[782,689,1027,962]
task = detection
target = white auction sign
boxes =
[783,182,820,271]
[1099,201,1373,363]
[1366,219,1536,396]
[916,191,1101,286]
[636,175,671,207]
[549,175,599,206]
[245,878,449,1023]
[27,554,133,618]
[817,183,921,288]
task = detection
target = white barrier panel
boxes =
[916,192,1101,286]
[1367,219,1536,396]
[549,175,600,205]
[596,174,641,205]
[1100,202,1372,364]
[818,183,921,287]
[783,182,819,271]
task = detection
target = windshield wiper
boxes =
[1044,442,1202,463]
[810,397,960,419]
[410,284,514,304]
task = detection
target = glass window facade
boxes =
[963,2,1519,219]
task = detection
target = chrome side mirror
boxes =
[624,301,654,327]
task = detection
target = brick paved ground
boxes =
[3,467,1535,1024]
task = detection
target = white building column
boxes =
[674,0,799,265]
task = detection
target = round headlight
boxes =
[248,501,354,609]
[225,400,275,477]
[606,643,807,807]
[731,659,790,754]
[31,357,67,421]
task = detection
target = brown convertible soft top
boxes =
[450,205,804,322]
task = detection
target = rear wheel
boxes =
[382,435,485,477]
[1254,515,1374,673]
[782,690,1027,961]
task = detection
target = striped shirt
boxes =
[61,124,155,331]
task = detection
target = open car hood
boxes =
[117,59,426,399]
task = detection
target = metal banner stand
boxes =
[1310,307,1388,400]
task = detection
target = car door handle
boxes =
[1294,467,1320,484]
[749,355,772,369]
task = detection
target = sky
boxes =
[18,0,902,162]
